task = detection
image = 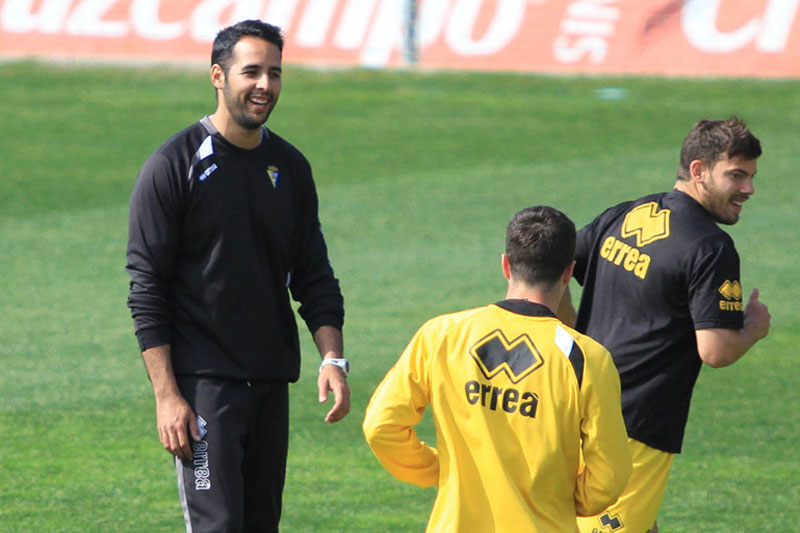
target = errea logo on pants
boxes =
[192,440,211,491]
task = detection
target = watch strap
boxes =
[319,357,349,377]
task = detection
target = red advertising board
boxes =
[1,0,798,78]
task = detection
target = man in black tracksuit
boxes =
[126,21,349,532]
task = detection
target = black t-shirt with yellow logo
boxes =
[573,190,744,453]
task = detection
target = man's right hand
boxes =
[141,344,200,461]
[743,288,771,342]
[155,393,200,460]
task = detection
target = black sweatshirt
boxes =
[126,117,343,382]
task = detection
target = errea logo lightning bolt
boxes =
[718,280,744,311]
[598,512,624,531]
[470,330,543,384]
[464,330,543,418]
[596,202,669,281]
[718,280,742,300]
[621,202,670,247]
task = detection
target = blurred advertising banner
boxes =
[1,0,799,77]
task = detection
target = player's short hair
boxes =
[677,116,762,180]
[211,20,284,74]
[505,206,575,287]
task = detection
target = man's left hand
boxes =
[318,364,350,423]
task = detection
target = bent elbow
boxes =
[575,461,632,516]
[699,351,734,368]
[362,413,381,446]
[696,328,752,368]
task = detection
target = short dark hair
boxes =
[505,206,575,287]
[677,116,762,180]
[211,20,284,74]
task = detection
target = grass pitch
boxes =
[0,60,798,531]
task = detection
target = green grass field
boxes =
[1,60,798,531]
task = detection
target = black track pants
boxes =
[174,377,289,533]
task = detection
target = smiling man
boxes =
[560,117,771,533]
[126,20,349,532]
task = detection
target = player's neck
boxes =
[673,179,702,204]
[505,283,561,315]
[209,111,263,150]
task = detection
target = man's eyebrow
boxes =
[237,61,282,74]
[727,167,756,177]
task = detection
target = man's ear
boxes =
[689,159,706,182]
[210,64,225,90]
[501,253,511,281]
[562,260,575,285]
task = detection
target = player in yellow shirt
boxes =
[363,206,632,532]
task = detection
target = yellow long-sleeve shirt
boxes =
[363,300,631,532]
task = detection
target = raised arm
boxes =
[696,288,770,368]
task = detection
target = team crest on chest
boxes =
[267,166,280,188]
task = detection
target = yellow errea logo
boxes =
[718,280,742,300]
[621,202,671,247]
[718,280,743,311]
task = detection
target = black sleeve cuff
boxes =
[135,325,172,352]
[306,312,344,335]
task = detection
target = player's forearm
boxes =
[362,374,438,487]
[577,409,632,516]
[696,326,762,368]
[313,325,343,359]
[577,354,632,515]
[556,286,577,327]
[141,344,182,401]
[575,451,632,515]
[363,422,439,488]
[698,289,771,367]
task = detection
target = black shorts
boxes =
[175,377,289,533]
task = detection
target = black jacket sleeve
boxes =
[287,152,344,334]
[126,151,184,351]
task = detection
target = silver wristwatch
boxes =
[319,357,349,377]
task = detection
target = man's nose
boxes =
[742,177,755,195]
